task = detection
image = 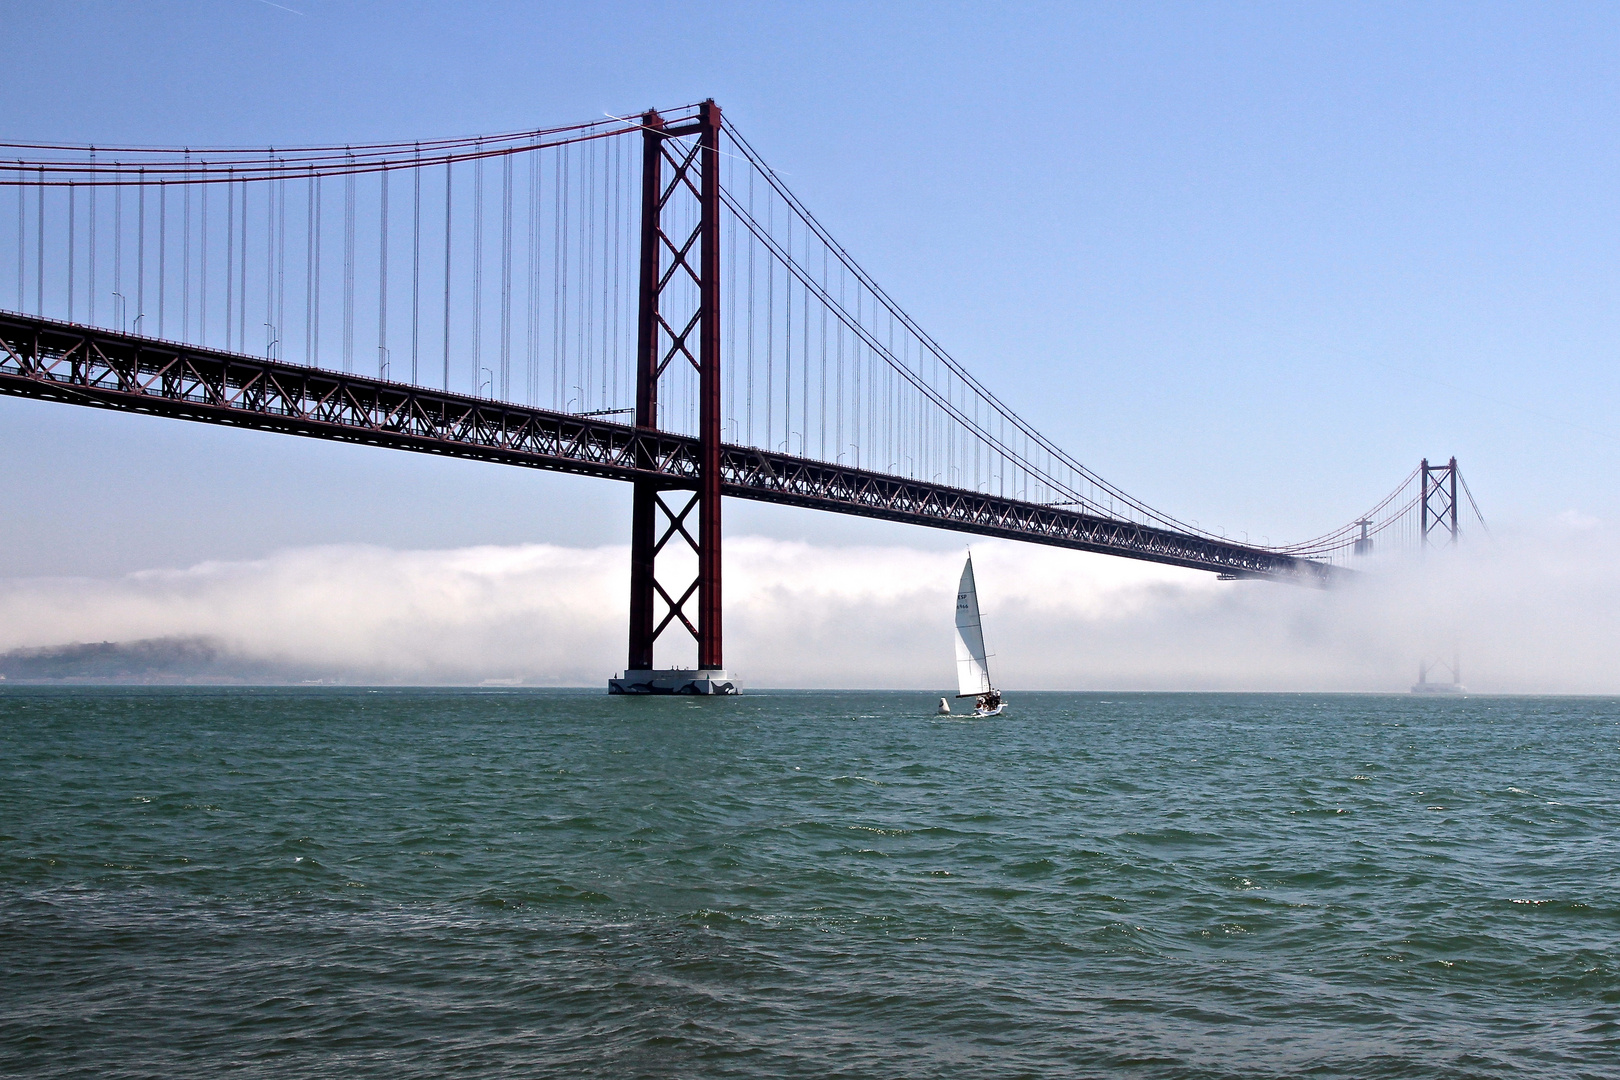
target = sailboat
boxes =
[954,553,1005,717]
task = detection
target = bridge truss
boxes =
[0,307,1337,585]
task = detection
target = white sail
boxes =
[954,555,992,697]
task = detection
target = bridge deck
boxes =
[0,311,1339,584]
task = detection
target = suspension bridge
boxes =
[0,101,1485,691]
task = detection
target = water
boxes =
[2,688,1618,1079]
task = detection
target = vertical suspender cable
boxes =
[472,146,483,394]
[412,146,420,385]
[615,134,628,403]
[277,159,286,361]
[550,148,559,407]
[579,143,590,410]
[746,168,754,446]
[181,153,190,340]
[159,179,167,338]
[113,168,123,332]
[500,152,512,399]
[552,147,562,408]
[88,151,97,326]
[764,191,773,452]
[135,174,145,330]
[198,165,207,345]
[527,142,540,404]
[596,137,609,403]
[343,152,355,372]
[853,286,861,466]
[36,167,44,317]
[265,164,276,358]
[612,136,621,407]
[901,337,910,475]
[972,389,980,489]
[238,178,247,352]
[442,156,452,391]
[312,173,322,367]
[14,164,22,314]
[558,144,568,408]
[802,249,810,455]
[600,140,610,406]
[624,138,633,405]
[16,164,24,313]
[897,336,905,473]
[929,352,935,481]
[923,346,930,479]
[819,245,828,457]
[887,313,894,471]
[379,166,389,378]
[836,263,844,461]
[598,139,608,407]
[225,171,233,345]
[783,213,791,449]
[305,166,314,363]
[726,147,735,436]
[264,166,274,355]
[67,182,75,323]
[945,335,953,482]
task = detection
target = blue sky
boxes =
[3,0,1618,575]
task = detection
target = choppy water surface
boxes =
[2,689,1618,1078]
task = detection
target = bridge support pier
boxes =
[610,100,736,695]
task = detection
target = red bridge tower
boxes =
[609,101,735,695]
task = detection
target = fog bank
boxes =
[0,523,1614,691]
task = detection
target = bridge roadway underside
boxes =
[0,311,1339,584]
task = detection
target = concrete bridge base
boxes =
[608,669,739,696]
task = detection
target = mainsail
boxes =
[954,554,992,698]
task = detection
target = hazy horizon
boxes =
[2,521,1612,694]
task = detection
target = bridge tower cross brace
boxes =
[1419,456,1459,548]
[619,101,730,692]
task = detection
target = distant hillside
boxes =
[0,636,304,683]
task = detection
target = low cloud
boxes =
[0,525,1615,692]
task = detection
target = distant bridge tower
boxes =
[1413,456,1472,693]
[1353,518,1373,556]
[1420,456,1459,548]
